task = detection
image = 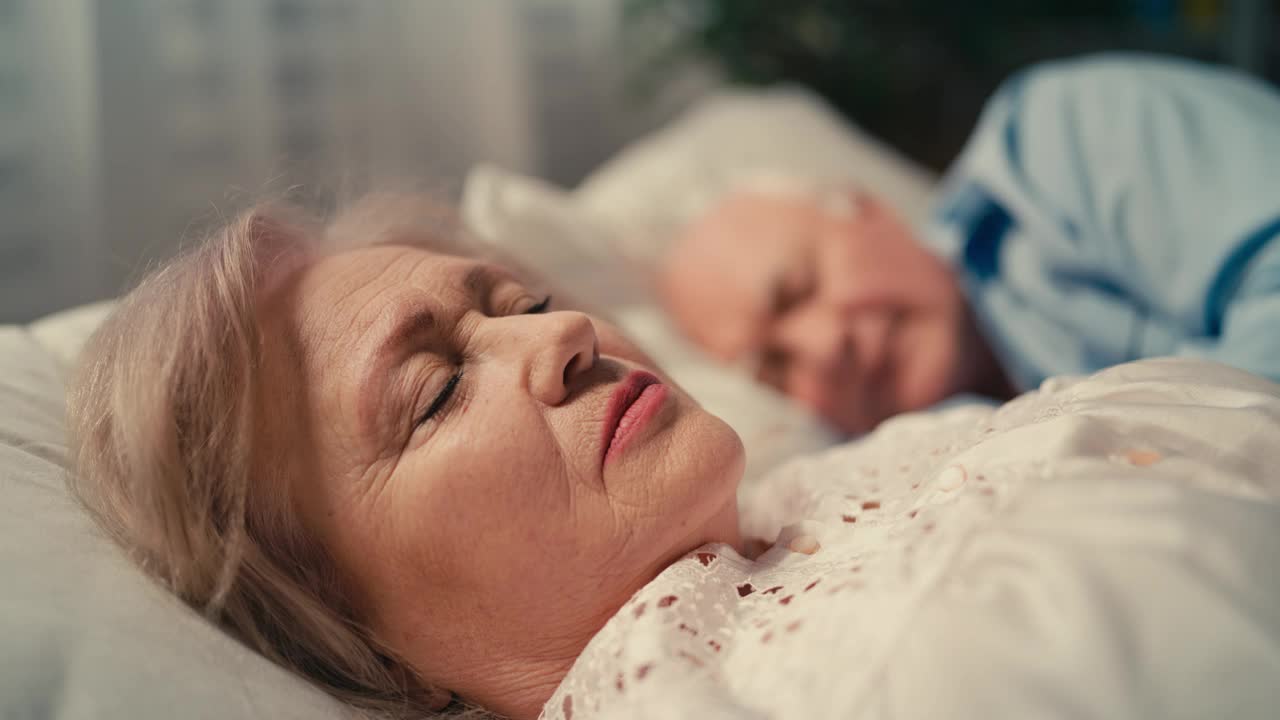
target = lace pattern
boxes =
[541,361,1280,719]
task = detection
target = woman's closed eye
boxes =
[416,370,462,427]
[414,295,553,428]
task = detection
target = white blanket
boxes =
[544,359,1280,720]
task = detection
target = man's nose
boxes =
[773,303,853,376]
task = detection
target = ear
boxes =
[396,666,453,711]
[423,684,454,711]
[240,207,312,301]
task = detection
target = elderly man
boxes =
[660,54,1280,434]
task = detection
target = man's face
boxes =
[659,189,968,434]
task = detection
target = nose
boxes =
[771,303,852,377]
[766,303,854,415]
[492,310,599,405]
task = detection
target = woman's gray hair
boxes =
[67,193,496,719]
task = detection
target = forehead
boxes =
[666,193,824,357]
[676,193,822,288]
[290,245,478,358]
[301,244,454,304]
[707,191,826,237]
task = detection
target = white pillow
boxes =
[574,84,940,266]
[462,163,652,311]
[0,305,349,720]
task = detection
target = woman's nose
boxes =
[523,311,599,405]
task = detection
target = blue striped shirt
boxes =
[920,54,1280,390]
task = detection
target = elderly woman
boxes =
[68,194,1280,719]
[68,195,744,718]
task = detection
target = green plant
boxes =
[623,0,1136,167]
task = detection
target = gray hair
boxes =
[67,193,497,719]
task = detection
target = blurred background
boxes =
[1,0,1276,322]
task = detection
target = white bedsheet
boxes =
[544,358,1280,720]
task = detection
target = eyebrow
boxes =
[368,264,498,361]
[355,263,500,433]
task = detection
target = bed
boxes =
[3,86,1277,719]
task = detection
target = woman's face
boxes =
[257,244,743,715]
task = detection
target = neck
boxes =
[422,564,661,718]
[428,498,745,719]
[453,652,580,720]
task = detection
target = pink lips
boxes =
[602,370,668,464]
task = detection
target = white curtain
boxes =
[0,0,695,322]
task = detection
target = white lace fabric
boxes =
[542,359,1280,720]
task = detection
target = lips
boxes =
[601,370,667,464]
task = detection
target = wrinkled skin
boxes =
[660,189,1009,434]
[257,245,745,719]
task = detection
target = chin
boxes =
[638,411,744,570]
[683,422,745,553]
[677,412,745,527]
[694,413,746,492]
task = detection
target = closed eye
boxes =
[756,346,788,390]
[413,295,550,430]
[526,295,552,314]
[416,371,462,427]
[771,262,815,317]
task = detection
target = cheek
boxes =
[397,410,567,534]
[595,323,661,372]
[612,399,743,539]
[817,231,885,305]
[386,428,584,596]
[439,406,566,502]
[895,313,962,411]
[785,367,835,412]
[421,436,642,605]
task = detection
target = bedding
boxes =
[544,358,1280,719]
[0,303,349,720]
